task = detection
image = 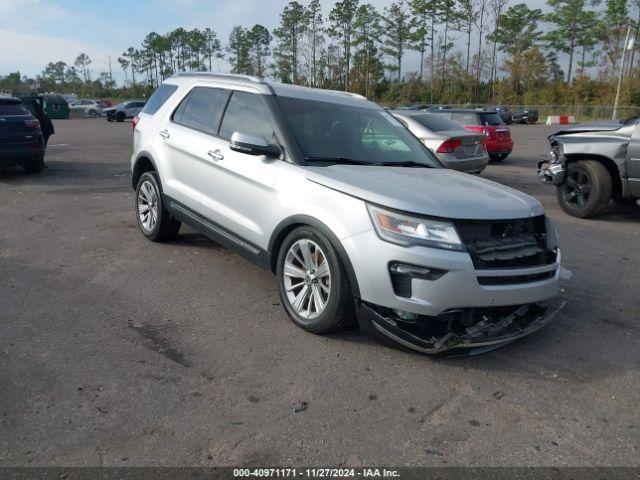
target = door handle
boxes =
[159,129,170,139]
[207,149,224,161]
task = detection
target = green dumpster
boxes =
[41,94,69,119]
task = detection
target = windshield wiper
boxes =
[304,156,378,166]
[376,161,434,168]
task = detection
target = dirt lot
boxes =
[1,119,639,467]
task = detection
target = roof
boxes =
[0,95,20,103]
[169,72,378,109]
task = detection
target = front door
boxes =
[197,89,280,249]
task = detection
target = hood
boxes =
[550,120,623,137]
[304,165,543,220]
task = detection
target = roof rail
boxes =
[173,72,263,84]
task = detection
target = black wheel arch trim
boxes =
[268,215,361,298]
[132,151,160,190]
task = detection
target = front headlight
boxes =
[367,204,464,251]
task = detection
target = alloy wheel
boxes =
[137,180,159,233]
[283,239,331,320]
[563,170,592,208]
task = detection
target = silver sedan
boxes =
[392,111,489,174]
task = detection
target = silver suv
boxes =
[131,73,563,355]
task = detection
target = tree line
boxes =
[2,0,640,107]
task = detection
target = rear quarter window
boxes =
[0,101,30,116]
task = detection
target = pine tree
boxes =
[381,0,413,82]
[328,0,360,90]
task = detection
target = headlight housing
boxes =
[367,204,464,251]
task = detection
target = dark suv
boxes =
[0,96,45,173]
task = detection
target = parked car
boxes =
[391,110,489,173]
[131,73,562,355]
[0,95,46,173]
[538,119,640,218]
[512,109,539,124]
[430,109,513,161]
[69,99,104,117]
[487,106,513,124]
[105,101,146,122]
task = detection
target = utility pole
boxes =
[613,25,633,120]
[108,55,113,82]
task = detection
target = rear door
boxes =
[154,86,230,213]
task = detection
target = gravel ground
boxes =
[1,119,639,467]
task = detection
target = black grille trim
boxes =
[477,270,556,286]
[453,216,556,269]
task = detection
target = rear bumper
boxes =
[358,298,565,356]
[438,154,489,173]
[0,144,45,167]
[486,140,513,154]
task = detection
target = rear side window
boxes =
[412,114,466,132]
[479,113,505,126]
[451,112,480,126]
[219,91,274,141]
[0,101,30,116]
[173,87,230,135]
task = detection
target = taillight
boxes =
[24,119,40,129]
[132,115,140,130]
[436,139,462,153]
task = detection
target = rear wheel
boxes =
[489,153,508,161]
[23,157,44,174]
[276,227,355,334]
[135,172,181,241]
[88,109,98,118]
[556,160,611,218]
[116,112,125,122]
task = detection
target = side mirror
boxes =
[230,132,281,158]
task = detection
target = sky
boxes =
[1,0,551,84]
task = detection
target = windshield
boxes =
[276,96,441,167]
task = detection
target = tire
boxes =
[116,112,125,122]
[276,226,355,334]
[23,157,44,174]
[489,153,508,161]
[88,109,97,118]
[135,172,181,241]
[556,160,611,218]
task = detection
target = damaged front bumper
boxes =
[358,298,565,356]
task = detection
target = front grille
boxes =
[453,216,556,269]
[477,270,556,285]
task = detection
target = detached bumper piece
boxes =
[357,299,565,356]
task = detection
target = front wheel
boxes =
[135,172,181,241]
[276,227,355,334]
[116,112,125,122]
[556,160,611,218]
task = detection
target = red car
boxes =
[429,109,513,161]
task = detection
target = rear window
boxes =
[451,112,481,126]
[412,114,466,132]
[479,113,505,126]
[172,87,230,135]
[0,101,30,116]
